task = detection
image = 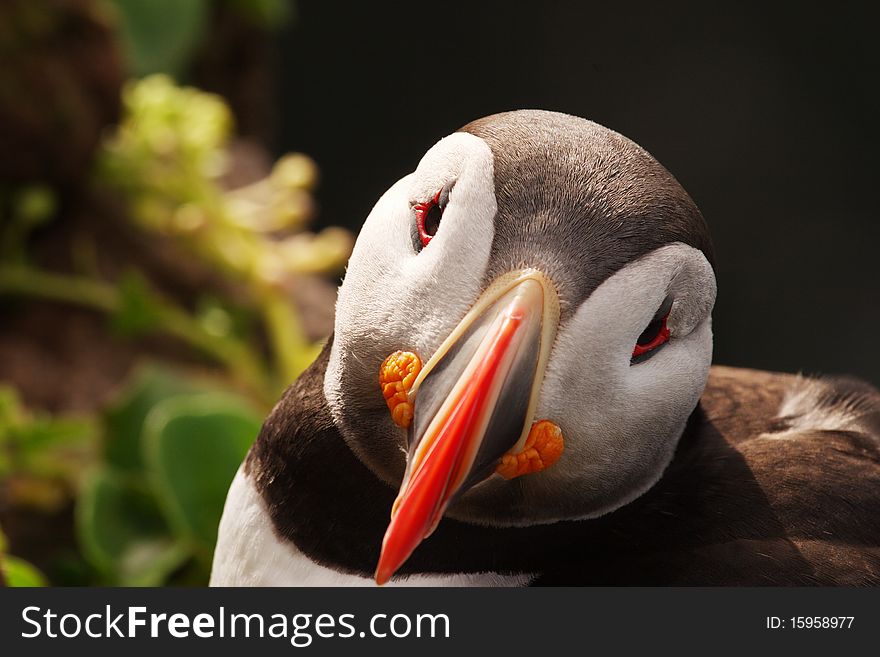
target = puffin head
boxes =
[323,110,716,583]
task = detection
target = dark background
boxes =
[274,1,879,384]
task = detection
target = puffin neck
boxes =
[245,338,804,584]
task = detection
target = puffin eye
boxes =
[631,297,673,364]
[414,189,445,248]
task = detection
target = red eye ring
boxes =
[414,189,444,247]
[632,313,670,358]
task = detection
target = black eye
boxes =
[414,189,445,248]
[422,203,442,239]
[636,317,665,347]
[631,296,673,364]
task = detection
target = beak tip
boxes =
[374,559,394,586]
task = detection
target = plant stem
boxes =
[0,265,117,312]
[0,266,274,404]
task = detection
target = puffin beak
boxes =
[375,270,559,584]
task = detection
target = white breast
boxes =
[210,466,533,587]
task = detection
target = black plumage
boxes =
[248,340,880,585]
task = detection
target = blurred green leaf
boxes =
[110,0,209,77]
[144,393,260,556]
[2,510,47,588]
[103,365,211,472]
[77,468,189,585]
[110,271,161,336]
[2,555,48,587]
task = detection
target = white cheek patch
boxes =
[331,133,496,353]
[512,243,716,522]
[325,132,497,470]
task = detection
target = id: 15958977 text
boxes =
[765,616,854,629]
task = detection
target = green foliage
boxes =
[98,74,233,225]
[0,60,344,587]
[102,365,211,472]
[75,367,262,585]
[1,76,349,404]
[77,469,187,585]
[2,555,48,587]
[145,394,260,557]
[0,386,97,510]
[109,0,293,78]
[109,0,209,78]
[96,75,350,394]
[111,271,163,336]
[1,367,263,586]
[0,525,48,587]
[98,74,351,290]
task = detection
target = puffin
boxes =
[210,110,880,586]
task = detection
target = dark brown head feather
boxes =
[460,110,714,317]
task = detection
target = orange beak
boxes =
[375,271,559,585]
